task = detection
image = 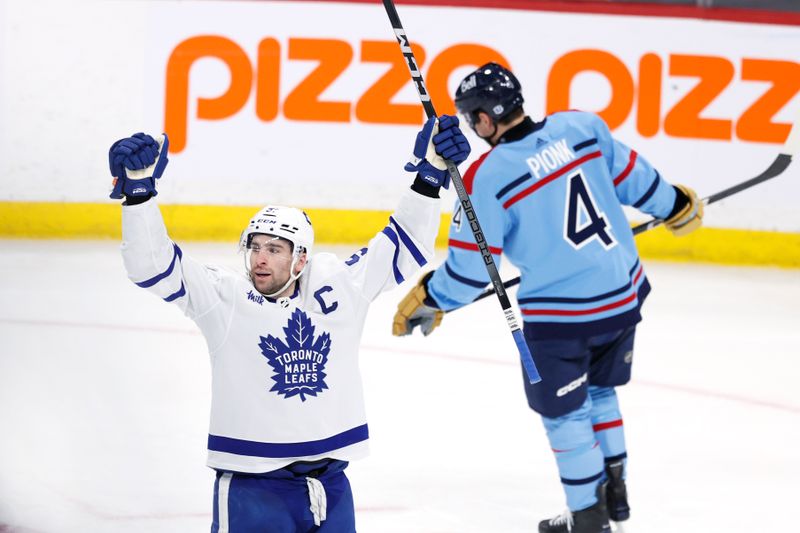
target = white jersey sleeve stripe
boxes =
[379,227,405,284]
[389,216,427,268]
[163,280,186,302]
[134,243,183,288]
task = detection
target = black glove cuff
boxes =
[667,185,689,219]
[420,271,440,308]
[123,194,153,206]
[411,176,440,198]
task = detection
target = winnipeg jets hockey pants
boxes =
[211,458,355,532]
[521,326,636,418]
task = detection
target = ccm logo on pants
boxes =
[556,373,588,397]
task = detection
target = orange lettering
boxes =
[737,59,800,144]
[256,38,281,122]
[164,36,253,153]
[664,55,733,140]
[165,35,800,152]
[426,44,510,116]
[547,49,634,130]
[356,41,426,125]
[283,38,353,122]
[637,54,662,138]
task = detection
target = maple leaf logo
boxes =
[258,308,331,401]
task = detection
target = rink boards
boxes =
[0,0,798,265]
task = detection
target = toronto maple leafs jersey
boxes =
[428,111,678,339]
[121,189,439,473]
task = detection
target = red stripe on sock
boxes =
[593,419,623,432]
[552,441,600,453]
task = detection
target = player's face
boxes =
[473,111,497,142]
[248,235,298,296]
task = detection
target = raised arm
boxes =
[346,115,471,303]
[109,133,227,342]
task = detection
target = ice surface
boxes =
[1,240,798,532]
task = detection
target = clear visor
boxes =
[245,235,294,267]
[456,107,476,129]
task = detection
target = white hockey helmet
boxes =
[240,205,314,256]
[240,205,314,295]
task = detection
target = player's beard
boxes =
[251,267,292,297]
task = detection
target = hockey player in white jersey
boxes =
[107,117,470,532]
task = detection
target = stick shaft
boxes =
[382,0,540,383]
[632,153,793,236]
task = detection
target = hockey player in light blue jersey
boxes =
[108,116,470,532]
[393,63,703,533]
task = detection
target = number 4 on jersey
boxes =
[563,171,617,250]
[451,204,463,231]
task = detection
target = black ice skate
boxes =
[605,461,630,522]
[538,487,611,533]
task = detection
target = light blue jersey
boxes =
[428,111,677,339]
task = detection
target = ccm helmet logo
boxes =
[556,372,588,397]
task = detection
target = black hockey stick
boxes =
[630,153,794,235]
[462,117,800,308]
[382,0,541,384]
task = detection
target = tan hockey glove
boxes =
[393,273,444,337]
[664,184,703,236]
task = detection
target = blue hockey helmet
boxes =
[454,62,524,128]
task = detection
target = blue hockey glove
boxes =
[109,132,169,200]
[404,115,471,189]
